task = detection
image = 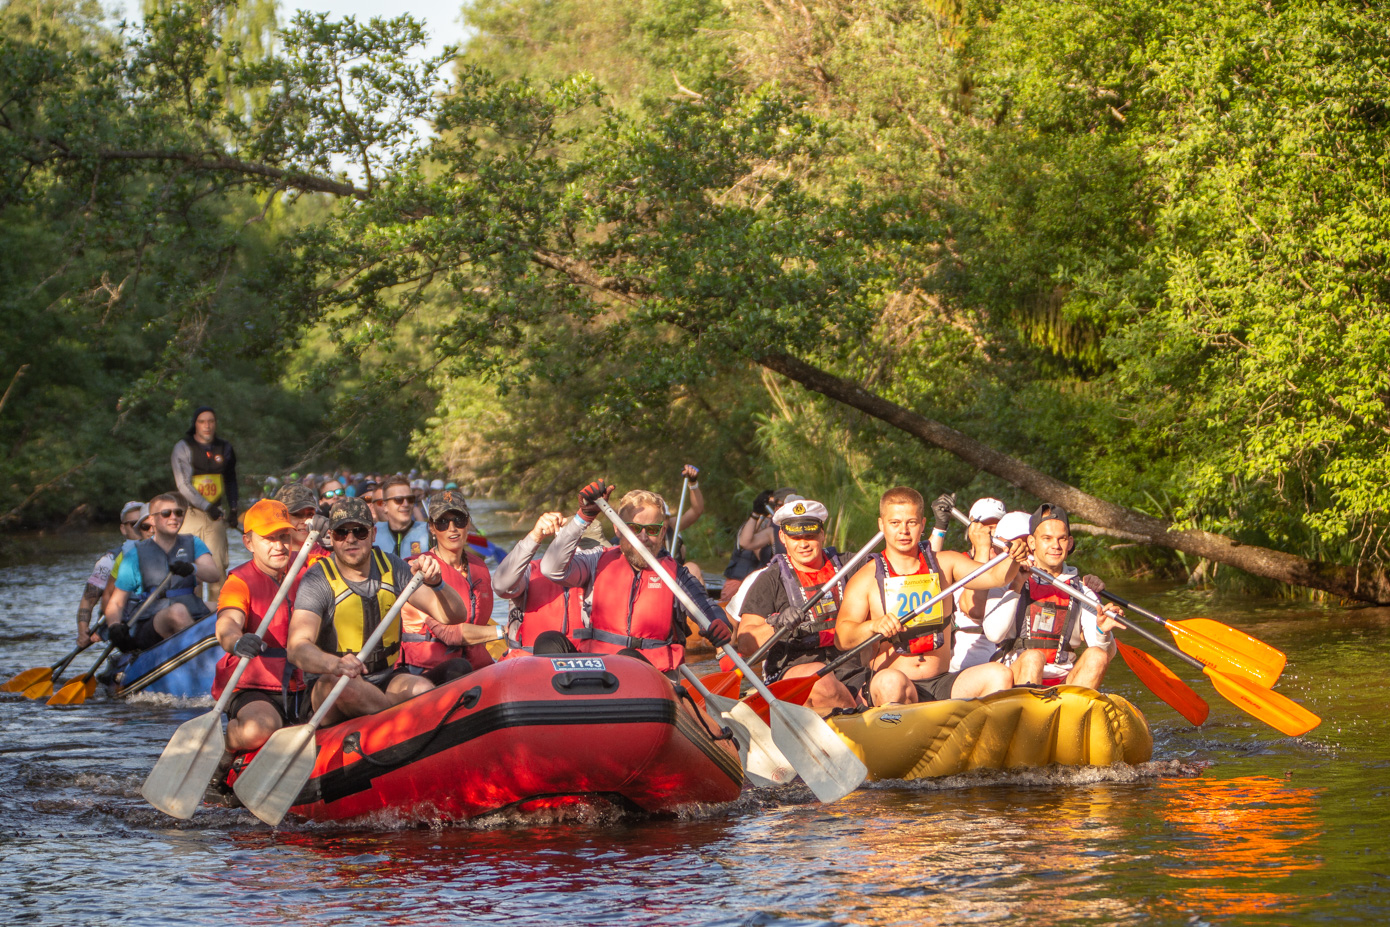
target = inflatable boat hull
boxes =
[105,614,221,699]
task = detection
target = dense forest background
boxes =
[3,0,1390,600]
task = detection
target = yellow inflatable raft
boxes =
[828,685,1152,781]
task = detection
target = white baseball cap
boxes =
[772,498,829,536]
[969,497,1007,522]
[995,511,1032,540]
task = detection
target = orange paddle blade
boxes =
[1202,666,1320,737]
[2,667,51,693]
[743,676,818,724]
[697,670,743,700]
[1170,618,1286,687]
[46,676,95,706]
[718,654,735,673]
[21,677,55,700]
[1116,640,1208,727]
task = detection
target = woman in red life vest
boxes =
[398,489,502,683]
[836,487,1027,707]
[493,511,587,656]
[539,481,732,675]
[212,500,309,753]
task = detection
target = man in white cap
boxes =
[74,502,153,647]
[951,509,1030,671]
[980,503,1122,688]
[736,498,859,715]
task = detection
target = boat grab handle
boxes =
[551,670,620,694]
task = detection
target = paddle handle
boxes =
[670,477,689,555]
[745,530,885,666]
[816,550,1009,678]
[213,529,324,715]
[677,663,716,700]
[303,571,427,731]
[596,498,783,706]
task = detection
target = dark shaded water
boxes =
[1,510,1386,925]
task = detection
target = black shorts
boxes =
[226,687,311,725]
[769,651,870,702]
[912,670,961,703]
[130,620,165,651]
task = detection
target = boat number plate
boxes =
[550,657,606,672]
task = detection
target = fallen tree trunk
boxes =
[759,351,1390,605]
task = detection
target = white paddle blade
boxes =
[141,711,226,819]
[725,702,796,786]
[769,700,867,804]
[232,724,318,826]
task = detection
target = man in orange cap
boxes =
[211,500,317,753]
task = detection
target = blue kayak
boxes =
[102,614,221,699]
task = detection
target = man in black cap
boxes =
[286,498,494,723]
[981,503,1123,689]
[171,406,237,599]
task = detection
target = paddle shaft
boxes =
[816,550,1011,678]
[303,572,427,730]
[212,529,323,715]
[670,477,689,555]
[77,574,175,680]
[745,530,886,666]
[596,498,783,706]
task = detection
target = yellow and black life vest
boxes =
[314,550,400,674]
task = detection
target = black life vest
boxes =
[182,436,233,506]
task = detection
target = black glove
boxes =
[702,618,733,647]
[768,605,808,632]
[752,489,775,517]
[931,493,956,531]
[108,622,136,652]
[577,479,613,520]
[168,560,195,577]
[232,632,264,660]
[207,504,224,522]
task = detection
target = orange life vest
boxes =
[574,547,684,672]
[504,562,587,657]
[211,560,306,699]
[398,550,495,672]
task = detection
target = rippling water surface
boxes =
[1,508,1386,925]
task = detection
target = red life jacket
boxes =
[398,550,496,672]
[574,547,684,672]
[503,562,586,657]
[211,560,306,699]
[1010,575,1078,664]
[873,549,950,654]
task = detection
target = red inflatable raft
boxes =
[246,654,744,824]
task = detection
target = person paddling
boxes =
[493,511,586,655]
[981,504,1122,688]
[75,502,151,648]
[171,406,237,599]
[274,483,332,563]
[105,493,223,652]
[396,490,498,683]
[939,496,1007,672]
[540,481,733,674]
[211,500,315,753]
[736,499,860,715]
[285,498,494,725]
[373,475,430,559]
[835,488,1024,707]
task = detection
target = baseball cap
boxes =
[1029,503,1071,535]
[242,499,295,537]
[773,498,829,536]
[995,511,1032,541]
[327,497,374,531]
[120,500,145,520]
[426,489,469,521]
[275,482,320,515]
[429,478,445,490]
[968,497,1007,523]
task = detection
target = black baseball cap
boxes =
[1029,503,1071,535]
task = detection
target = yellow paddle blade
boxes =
[1171,618,1286,687]
[1202,666,1320,737]
[21,677,55,700]
[46,676,94,706]
[1,667,51,693]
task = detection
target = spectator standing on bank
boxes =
[171,405,238,600]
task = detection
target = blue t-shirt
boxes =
[115,536,211,597]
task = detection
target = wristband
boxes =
[495,625,506,640]
[931,528,947,539]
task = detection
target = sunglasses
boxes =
[153,509,185,520]
[385,495,415,506]
[331,525,371,541]
[320,488,346,500]
[626,522,665,538]
[432,514,469,530]
[122,519,142,529]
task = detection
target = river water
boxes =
[1,506,1386,926]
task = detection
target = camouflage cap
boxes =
[425,488,469,521]
[274,482,319,515]
[327,496,374,531]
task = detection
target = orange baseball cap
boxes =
[242,499,295,537]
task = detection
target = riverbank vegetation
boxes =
[3,0,1390,601]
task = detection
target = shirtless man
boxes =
[836,487,1025,706]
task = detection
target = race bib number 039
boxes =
[550,657,605,672]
